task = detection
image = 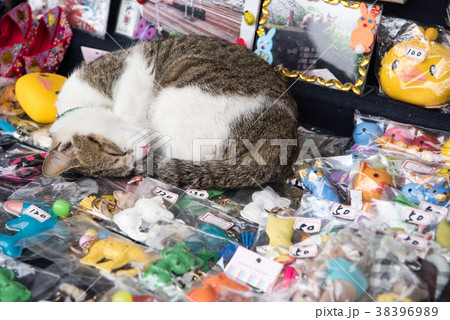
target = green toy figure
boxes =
[143,241,219,289]
[0,268,31,302]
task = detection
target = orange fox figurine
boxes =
[354,161,394,210]
[350,3,380,54]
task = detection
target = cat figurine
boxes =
[42,36,299,189]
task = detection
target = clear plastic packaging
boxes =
[0,258,60,301]
[58,0,111,38]
[376,17,450,108]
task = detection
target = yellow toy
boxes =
[79,236,156,276]
[243,11,255,25]
[265,215,294,246]
[15,73,67,123]
[380,27,450,107]
[441,140,450,163]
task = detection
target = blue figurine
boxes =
[423,180,450,206]
[0,201,62,258]
[254,28,276,65]
[398,183,426,206]
[350,120,384,156]
[298,160,340,203]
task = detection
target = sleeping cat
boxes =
[42,35,299,189]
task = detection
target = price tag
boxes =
[401,207,432,226]
[186,189,209,200]
[330,203,358,220]
[53,182,76,190]
[402,160,435,175]
[293,218,321,233]
[200,213,234,230]
[153,187,178,203]
[405,45,427,62]
[350,190,363,209]
[396,232,428,251]
[419,201,448,217]
[289,245,318,258]
[225,247,283,292]
[23,205,51,222]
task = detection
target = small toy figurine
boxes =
[441,140,450,163]
[411,131,441,152]
[186,272,249,302]
[79,236,155,276]
[143,241,219,290]
[297,160,340,203]
[0,201,61,257]
[354,161,394,210]
[320,258,368,301]
[0,268,31,302]
[397,182,426,206]
[422,180,450,206]
[254,28,276,65]
[380,27,450,107]
[349,3,380,54]
[265,215,295,246]
[243,11,255,25]
[352,120,384,147]
[113,196,174,244]
[376,123,416,151]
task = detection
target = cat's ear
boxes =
[42,141,80,177]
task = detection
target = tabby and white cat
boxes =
[42,36,299,189]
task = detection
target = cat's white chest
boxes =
[148,87,265,160]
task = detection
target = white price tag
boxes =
[186,189,209,200]
[153,187,178,203]
[330,203,358,220]
[402,160,435,174]
[53,182,76,190]
[289,245,318,258]
[401,207,432,226]
[396,232,428,250]
[293,218,321,233]
[23,205,51,222]
[405,45,427,62]
[200,213,234,230]
[350,190,363,209]
[225,247,283,292]
[419,201,448,217]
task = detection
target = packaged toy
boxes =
[377,17,450,107]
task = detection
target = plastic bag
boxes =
[349,111,450,165]
[58,0,111,38]
[28,0,59,18]
[0,258,60,301]
[376,17,450,108]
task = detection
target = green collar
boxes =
[56,106,91,119]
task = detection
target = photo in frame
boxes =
[254,0,382,95]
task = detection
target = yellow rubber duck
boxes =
[380,27,450,107]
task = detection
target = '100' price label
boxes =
[405,45,427,62]
[290,245,318,258]
[402,207,432,225]
[186,189,209,200]
[153,187,178,203]
[396,232,428,251]
[330,204,357,220]
[293,218,321,233]
[23,205,51,222]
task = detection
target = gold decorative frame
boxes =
[257,0,378,95]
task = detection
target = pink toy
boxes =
[349,3,380,54]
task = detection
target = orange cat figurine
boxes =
[349,3,380,54]
[354,161,394,210]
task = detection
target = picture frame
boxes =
[253,0,383,95]
[115,0,141,38]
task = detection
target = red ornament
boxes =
[137,0,147,4]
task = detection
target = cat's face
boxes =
[42,133,134,178]
[42,108,148,178]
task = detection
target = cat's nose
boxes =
[261,46,265,49]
